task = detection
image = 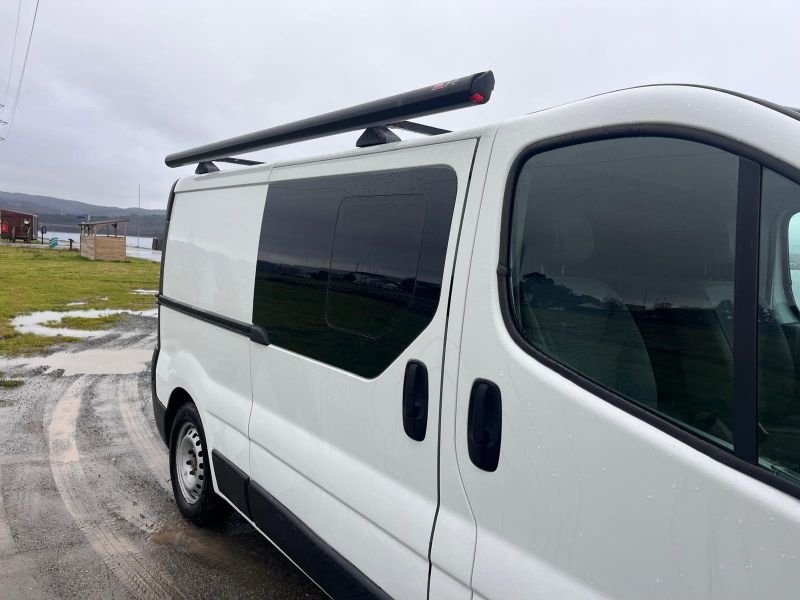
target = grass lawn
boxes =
[0,373,23,388]
[0,247,160,356]
[44,314,125,331]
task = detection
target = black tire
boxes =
[169,402,230,525]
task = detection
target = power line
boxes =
[1,0,40,142]
[1,0,24,109]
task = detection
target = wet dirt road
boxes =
[0,316,325,599]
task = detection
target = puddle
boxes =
[131,289,158,295]
[66,301,87,307]
[148,528,235,565]
[0,348,152,376]
[12,308,158,339]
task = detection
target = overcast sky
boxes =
[0,0,798,210]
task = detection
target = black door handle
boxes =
[403,360,428,441]
[467,379,502,471]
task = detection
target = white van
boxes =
[152,72,800,599]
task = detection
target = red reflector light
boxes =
[469,92,485,104]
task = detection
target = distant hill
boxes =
[0,191,166,236]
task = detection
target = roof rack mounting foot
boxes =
[356,126,401,148]
[196,161,220,174]
[388,121,451,136]
[216,157,263,166]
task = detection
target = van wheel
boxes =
[169,403,229,525]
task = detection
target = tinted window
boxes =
[758,169,800,480]
[327,195,427,338]
[789,212,800,302]
[508,137,740,446]
[253,167,457,378]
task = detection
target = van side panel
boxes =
[162,185,266,322]
[158,312,253,470]
[157,181,267,480]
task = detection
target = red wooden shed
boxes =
[0,209,39,242]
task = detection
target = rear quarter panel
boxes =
[156,169,269,474]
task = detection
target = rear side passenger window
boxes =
[327,195,427,338]
[253,167,458,378]
[507,137,741,447]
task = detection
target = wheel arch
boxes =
[164,387,195,448]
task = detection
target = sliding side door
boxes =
[248,139,477,597]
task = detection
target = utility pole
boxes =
[138,183,141,248]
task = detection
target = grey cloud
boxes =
[0,0,798,209]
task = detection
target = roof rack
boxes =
[165,70,494,169]
[194,156,264,175]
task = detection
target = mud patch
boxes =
[147,528,234,564]
[22,421,43,435]
[146,523,280,575]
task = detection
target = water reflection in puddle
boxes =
[0,348,152,376]
[12,308,157,338]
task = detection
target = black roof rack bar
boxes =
[165,70,494,168]
[388,121,451,136]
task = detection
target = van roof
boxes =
[583,83,800,123]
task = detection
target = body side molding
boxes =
[248,480,391,600]
[151,345,167,445]
[210,450,250,516]
[157,294,258,339]
[210,450,389,599]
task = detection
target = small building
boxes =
[79,219,128,261]
[0,209,38,242]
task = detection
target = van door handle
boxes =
[467,379,502,472]
[403,360,428,442]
